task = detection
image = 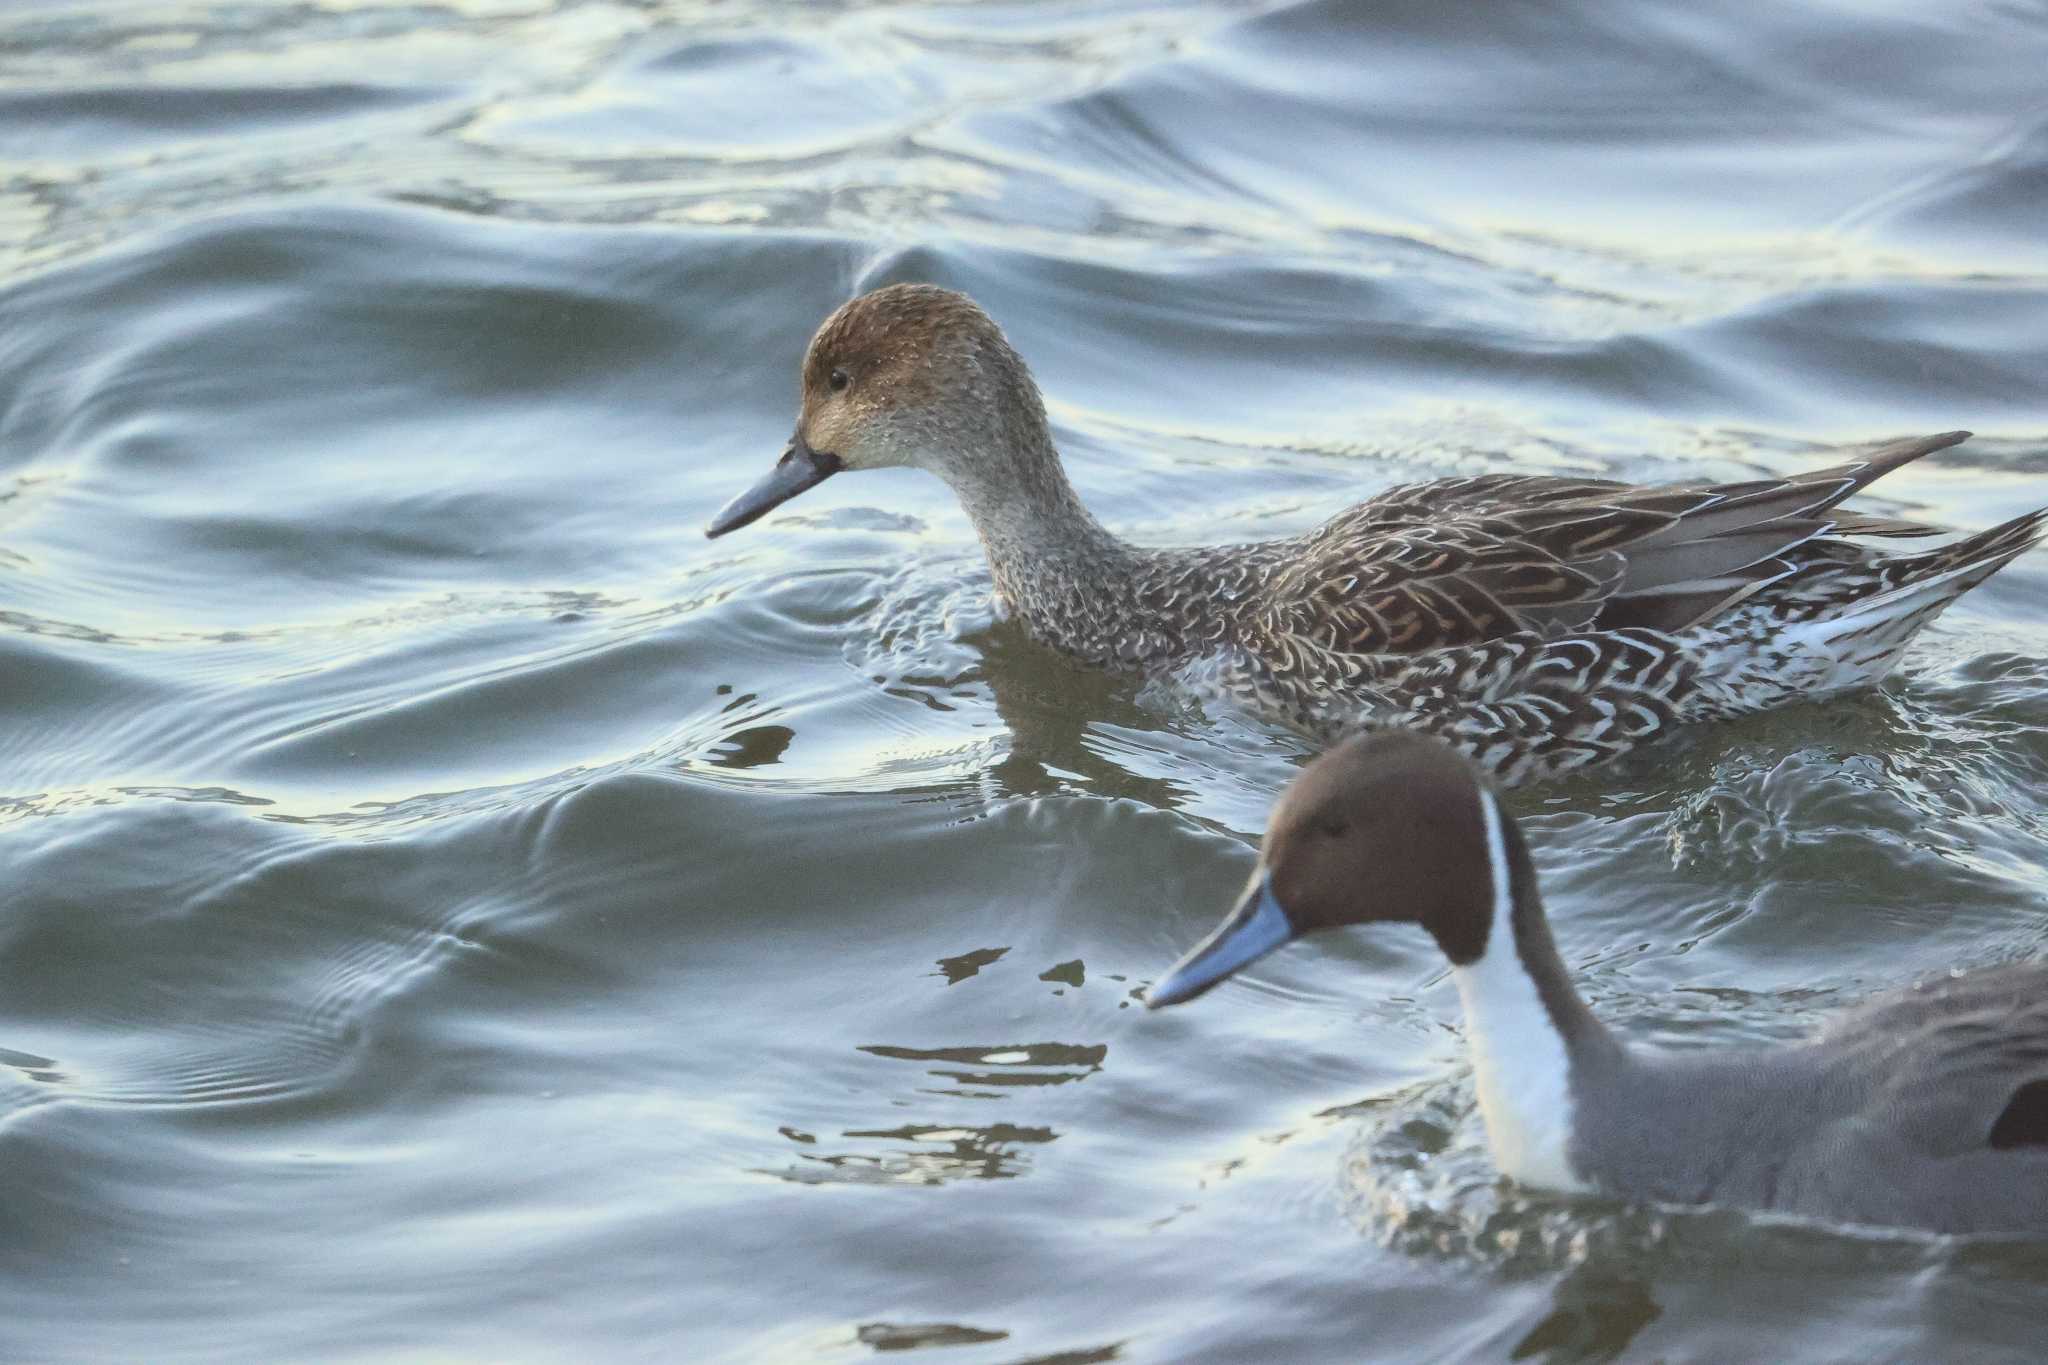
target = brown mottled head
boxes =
[1146,731,1508,1008]
[706,284,1050,537]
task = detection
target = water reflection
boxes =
[1512,1267,1663,1363]
[974,620,1195,809]
[762,1120,1057,1187]
[703,723,794,769]
[1038,959,1085,988]
[858,1041,1107,1094]
[934,946,1008,984]
[856,1321,1007,1352]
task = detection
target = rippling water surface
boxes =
[5,2,2048,1360]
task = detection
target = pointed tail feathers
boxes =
[1790,506,2048,684]
[1853,505,2048,618]
[1791,430,1971,506]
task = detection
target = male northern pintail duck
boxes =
[1146,731,2048,1235]
[707,284,2048,784]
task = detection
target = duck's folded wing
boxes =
[1778,968,2048,1231]
[1266,432,1968,652]
[1262,494,1820,653]
[1262,518,1628,653]
[1335,472,1632,526]
[1816,966,2048,1159]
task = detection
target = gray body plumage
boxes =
[1563,967,2048,1233]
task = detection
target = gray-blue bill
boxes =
[1146,872,1295,1009]
[705,439,842,538]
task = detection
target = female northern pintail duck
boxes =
[707,284,2047,784]
[1146,731,2048,1235]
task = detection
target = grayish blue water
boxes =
[4,1,2048,1360]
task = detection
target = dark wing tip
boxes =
[1988,1077,2048,1150]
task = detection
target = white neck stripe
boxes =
[1452,791,1588,1192]
[1478,790,1513,961]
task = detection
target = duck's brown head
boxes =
[706,284,1048,537]
[1145,731,1507,1008]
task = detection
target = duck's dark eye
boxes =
[828,368,851,393]
[1317,818,1349,839]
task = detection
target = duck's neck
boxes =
[944,428,1153,667]
[1447,792,1617,1193]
